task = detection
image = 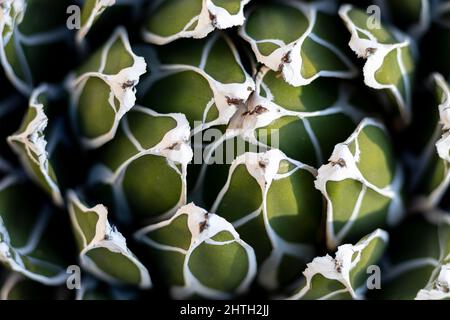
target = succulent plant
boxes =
[1,0,450,301]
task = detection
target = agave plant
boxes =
[1,0,450,301]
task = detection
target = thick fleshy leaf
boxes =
[7,85,62,205]
[315,118,404,249]
[70,27,147,148]
[239,1,357,86]
[210,149,322,290]
[89,107,192,223]
[339,4,415,124]
[0,0,75,94]
[0,175,70,285]
[67,191,151,289]
[377,212,450,300]
[135,203,257,299]
[227,66,363,167]
[289,229,388,300]
[138,32,255,135]
[143,0,250,45]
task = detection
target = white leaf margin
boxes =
[88,106,193,224]
[383,211,450,300]
[76,0,116,44]
[7,85,63,206]
[0,175,67,286]
[67,190,152,289]
[143,0,250,45]
[134,202,257,299]
[288,228,389,300]
[339,4,413,124]
[239,0,357,87]
[412,73,450,211]
[315,118,404,249]
[138,32,255,137]
[69,26,147,149]
[210,149,318,290]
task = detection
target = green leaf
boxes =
[240,1,357,86]
[134,203,256,299]
[413,74,450,210]
[339,4,415,124]
[143,0,250,45]
[289,229,388,300]
[210,149,322,290]
[90,107,192,223]
[315,118,403,249]
[7,85,62,205]
[67,191,151,289]
[138,33,254,134]
[231,67,362,167]
[0,176,69,285]
[70,27,147,149]
[0,0,75,94]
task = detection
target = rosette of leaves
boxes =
[0,0,76,94]
[143,0,251,45]
[87,106,192,224]
[67,191,151,288]
[0,174,73,285]
[209,149,323,290]
[339,4,415,125]
[289,229,388,300]
[314,118,404,249]
[239,0,357,87]
[1,0,450,302]
[375,212,450,300]
[134,203,257,299]
[69,27,147,148]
